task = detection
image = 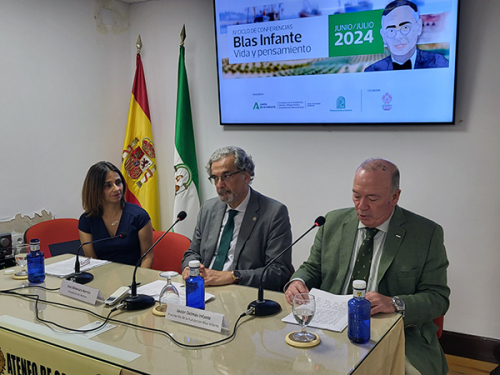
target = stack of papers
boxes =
[45,256,109,277]
[281,288,351,332]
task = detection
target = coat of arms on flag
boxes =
[123,137,156,184]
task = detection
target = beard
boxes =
[218,188,235,205]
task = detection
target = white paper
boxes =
[281,288,352,332]
[45,256,109,277]
[136,280,214,306]
[71,321,116,339]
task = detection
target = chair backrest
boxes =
[24,218,80,259]
[151,231,191,273]
[433,315,444,339]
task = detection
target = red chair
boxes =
[433,315,444,339]
[151,231,191,273]
[24,218,80,259]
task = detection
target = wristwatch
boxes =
[392,296,406,315]
[231,270,241,283]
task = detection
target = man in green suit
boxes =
[285,158,450,375]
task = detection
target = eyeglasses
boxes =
[384,22,414,39]
[208,170,243,185]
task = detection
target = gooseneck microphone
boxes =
[248,216,325,316]
[122,211,187,311]
[67,232,128,285]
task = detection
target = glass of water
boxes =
[14,243,30,277]
[292,293,316,342]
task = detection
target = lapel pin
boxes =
[395,234,401,238]
[253,216,257,221]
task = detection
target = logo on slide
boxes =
[336,96,346,109]
[253,102,259,110]
[382,93,392,111]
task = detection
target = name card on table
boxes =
[166,304,228,333]
[60,279,104,305]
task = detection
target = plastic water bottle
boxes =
[348,280,371,344]
[185,260,205,310]
[27,239,45,284]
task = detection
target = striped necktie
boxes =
[212,210,238,271]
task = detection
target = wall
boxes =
[0,0,131,224]
[1,0,499,341]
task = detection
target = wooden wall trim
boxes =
[440,330,500,364]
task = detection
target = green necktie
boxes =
[212,210,238,271]
[348,227,379,293]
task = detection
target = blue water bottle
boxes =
[27,238,45,284]
[186,260,205,310]
[348,280,371,344]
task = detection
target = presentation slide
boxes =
[213,0,459,125]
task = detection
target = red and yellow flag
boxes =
[121,54,160,230]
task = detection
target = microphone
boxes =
[248,216,325,316]
[66,232,128,285]
[122,211,187,311]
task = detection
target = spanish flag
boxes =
[121,53,161,230]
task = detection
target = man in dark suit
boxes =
[365,0,449,72]
[181,146,292,291]
[285,158,450,375]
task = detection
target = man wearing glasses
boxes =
[181,146,292,291]
[365,0,449,71]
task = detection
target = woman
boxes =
[79,161,153,268]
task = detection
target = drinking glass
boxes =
[14,243,30,277]
[292,293,316,342]
[159,275,180,306]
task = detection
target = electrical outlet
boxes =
[11,231,24,246]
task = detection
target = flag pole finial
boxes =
[136,35,143,54]
[180,24,186,46]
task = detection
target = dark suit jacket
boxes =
[181,188,293,291]
[364,48,449,71]
[292,206,450,375]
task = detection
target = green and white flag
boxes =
[173,36,199,239]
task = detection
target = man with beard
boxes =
[181,146,292,291]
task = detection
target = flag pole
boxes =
[180,24,186,46]
[136,35,142,55]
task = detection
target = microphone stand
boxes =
[66,232,127,285]
[122,212,187,311]
[248,217,325,316]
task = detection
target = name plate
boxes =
[60,279,104,305]
[166,304,227,333]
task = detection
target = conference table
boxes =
[0,254,404,375]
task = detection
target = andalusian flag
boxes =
[121,52,161,230]
[173,28,200,239]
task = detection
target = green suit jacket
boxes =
[292,206,450,375]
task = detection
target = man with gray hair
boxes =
[285,158,450,375]
[181,146,292,291]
